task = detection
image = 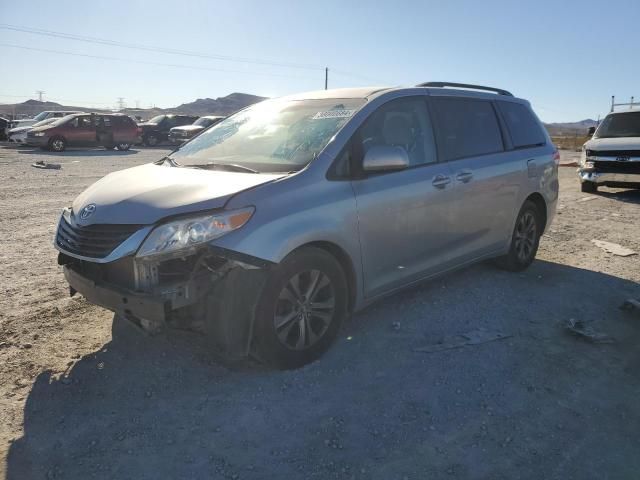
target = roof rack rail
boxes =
[610,95,640,112]
[417,82,513,97]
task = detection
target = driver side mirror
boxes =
[587,126,596,136]
[362,145,409,173]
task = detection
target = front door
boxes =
[68,115,97,146]
[350,96,456,298]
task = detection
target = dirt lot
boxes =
[0,145,639,479]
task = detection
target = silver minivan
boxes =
[55,82,558,368]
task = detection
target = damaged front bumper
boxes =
[59,246,272,359]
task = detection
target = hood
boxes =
[71,163,285,225]
[585,136,640,151]
[9,125,33,134]
[29,125,54,134]
[171,125,203,133]
[13,119,36,127]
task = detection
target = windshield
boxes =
[595,112,640,138]
[50,115,76,127]
[32,112,49,121]
[147,115,166,124]
[170,98,365,173]
[194,117,220,127]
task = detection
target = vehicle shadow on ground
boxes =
[6,260,640,479]
[16,148,142,157]
[597,188,640,205]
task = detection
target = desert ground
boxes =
[0,145,638,479]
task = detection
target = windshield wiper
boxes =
[195,162,259,174]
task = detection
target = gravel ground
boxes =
[0,145,639,479]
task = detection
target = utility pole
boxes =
[36,90,45,102]
[135,99,140,109]
[325,67,328,90]
[117,97,125,111]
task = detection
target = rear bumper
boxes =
[579,170,640,186]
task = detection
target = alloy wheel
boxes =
[273,270,335,350]
[514,211,537,263]
[51,139,65,152]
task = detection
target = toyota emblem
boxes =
[79,204,97,219]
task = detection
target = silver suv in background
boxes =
[580,108,640,193]
[55,82,558,369]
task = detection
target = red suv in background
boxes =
[26,113,140,152]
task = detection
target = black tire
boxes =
[252,247,348,369]
[143,134,159,147]
[111,314,138,342]
[116,143,131,151]
[48,136,66,152]
[581,181,598,193]
[495,200,542,272]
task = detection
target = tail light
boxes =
[137,127,143,135]
[552,147,560,166]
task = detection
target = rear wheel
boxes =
[581,181,598,193]
[143,134,159,147]
[48,136,66,152]
[116,143,131,151]
[252,247,348,369]
[495,200,541,272]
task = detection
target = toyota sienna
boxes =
[55,82,558,369]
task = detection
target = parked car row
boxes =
[2,111,227,151]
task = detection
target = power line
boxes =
[0,43,322,80]
[0,23,388,85]
[0,23,324,71]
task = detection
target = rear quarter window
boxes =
[497,101,546,149]
[431,97,504,161]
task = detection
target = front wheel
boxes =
[252,247,348,369]
[495,200,541,272]
[143,134,159,147]
[48,136,66,152]
[116,143,131,151]
[581,181,598,193]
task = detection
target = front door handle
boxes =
[432,174,451,189]
[456,170,473,183]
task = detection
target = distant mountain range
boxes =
[0,96,598,136]
[544,119,598,136]
[0,93,266,120]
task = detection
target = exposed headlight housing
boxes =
[136,207,254,258]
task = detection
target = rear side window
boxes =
[497,102,546,149]
[432,98,504,161]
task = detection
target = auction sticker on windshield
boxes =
[312,109,356,120]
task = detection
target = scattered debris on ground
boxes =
[578,196,598,202]
[413,328,511,353]
[591,239,637,257]
[31,160,61,170]
[565,318,615,344]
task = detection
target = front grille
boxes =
[56,217,142,259]
[593,161,640,174]
[588,149,640,157]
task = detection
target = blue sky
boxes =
[1,0,639,122]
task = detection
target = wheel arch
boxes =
[291,241,358,314]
